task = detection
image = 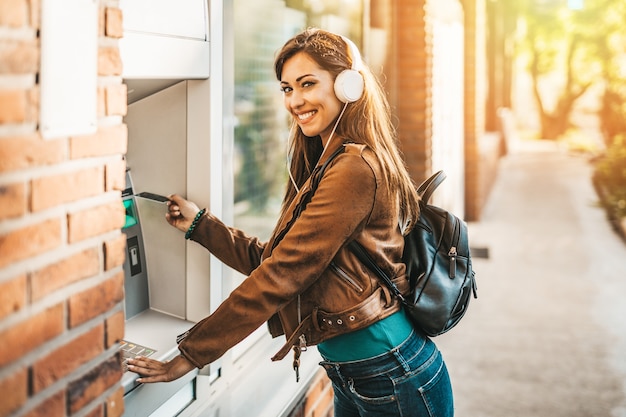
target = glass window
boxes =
[229,0,364,355]
[232,0,364,241]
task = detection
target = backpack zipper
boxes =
[448,246,457,278]
[448,219,461,279]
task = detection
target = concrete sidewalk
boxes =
[436,140,626,417]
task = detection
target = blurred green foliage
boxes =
[513,0,626,229]
[593,135,626,236]
[515,0,608,139]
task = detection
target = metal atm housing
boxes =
[121,181,149,319]
[120,77,214,416]
[118,1,212,416]
[117,2,324,416]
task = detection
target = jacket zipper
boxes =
[330,262,364,292]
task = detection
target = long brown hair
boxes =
[274,28,420,233]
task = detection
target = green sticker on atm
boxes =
[123,199,138,228]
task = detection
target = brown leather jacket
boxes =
[178,142,409,368]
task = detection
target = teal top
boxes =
[317,308,414,362]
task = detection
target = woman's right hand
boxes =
[166,194,202,233]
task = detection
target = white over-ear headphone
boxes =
[334,36,365,103]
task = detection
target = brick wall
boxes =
[0,1,127,417]
[463,0,489,221]
[393,0,434,183]
[372,0,498,221]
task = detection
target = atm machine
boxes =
[119,78,216,416]
[118,1,212,416]
[117,2,324,416]
[120,171,199,416]
[121,170,193,394]
[119,80,215,415]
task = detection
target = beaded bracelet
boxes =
[185,208,206,240]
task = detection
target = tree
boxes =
[517,0,607,139]
[594,0,626,146]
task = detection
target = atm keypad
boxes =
[120,340,157,372]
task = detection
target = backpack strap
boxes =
[349,170,447,301]
[417,170,446,204]
[347,240,405,301]
[271,144,346,252]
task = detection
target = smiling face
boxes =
[280,52,344,146]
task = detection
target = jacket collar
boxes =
[316,138,347,168]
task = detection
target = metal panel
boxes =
[126,82,188,319]
[120,0,208,40]
[120,33,210,81]
[119,0,210,85]
[122,310,197,417]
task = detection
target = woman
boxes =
[128,28,454,416]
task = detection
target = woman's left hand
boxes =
[127,354,196,383]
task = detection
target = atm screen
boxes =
[124,199,138,229]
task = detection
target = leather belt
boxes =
[271,285,400,362]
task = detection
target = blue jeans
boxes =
[319,330,454,417]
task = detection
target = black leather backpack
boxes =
[308,145,478,337]
[349,170,478,336]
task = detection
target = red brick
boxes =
[0,274,26,320]
[98,47,122,76]
[105,8,124,39]
[69,125,127,159]
[106,386,125,417]
[0,39,39,74]
[31,247,100,301]
[0,303,64,367]
[31,166,104,211]
[105,310,125,348]
[105,83,127,116]
[29,0,39,29]
[0,217,62,268]
[33,325,104,392]
[97,5,105,36]
[105,158,126,192]
[67,200,125,243]
[23,390,65,417]
[0,367,28,417]
[25,85,38,123]
[68,355,122,414]
[0,134,65,173]
[68,272,124,328]
[303,374,323,407]
[103,234,126,271]
[316,381,334,417]
[0,182,27,220]
[0,90,26,123]
[0,0,28,27]
[303,371,334,417]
